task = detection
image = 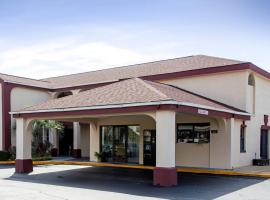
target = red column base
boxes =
[153,167,177,187]
[72,149,81,158]
[51,148,58,157]
[15,159,33,173]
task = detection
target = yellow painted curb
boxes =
[0,161,15,164]
[32,161,155,170]
[176,168,270,179]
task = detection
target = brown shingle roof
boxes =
[41,55,245,89]
[0,73,51,88]
[14,78,247,114]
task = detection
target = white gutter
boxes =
[10,100,250,116]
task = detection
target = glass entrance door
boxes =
[100,125,140,163]
[113,126,128,163]
[261,130,269,159]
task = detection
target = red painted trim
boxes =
[241,121,247,128]
[49,62,264,91]
[178,105,232,118]
[13,104,249,120]
[15,159,33,173]
[36,62,269,92]
[249,64,270,79]
[153,167,177,187]
[261,125,270,130]
[72,149,82,158]
[233,114,250,121]
[1,62,270,93]
[2,82,15,150]
[261,115,270,130]
[13,105,161,118]
[6,82,51,91]
[264,115,269,126]
[51,81,116,92]
[1,82,51,150]
[177,105,250,120]
[141,63,251,81]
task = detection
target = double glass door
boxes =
[100,125,140,163]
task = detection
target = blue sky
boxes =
[0,0,269,79]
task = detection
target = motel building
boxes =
[0,55,269,186]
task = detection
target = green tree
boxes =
[32,120,64,158]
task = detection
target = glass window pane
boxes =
[101,126,113,162]
[127,126,140,163]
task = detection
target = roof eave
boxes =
[10,100,250,120]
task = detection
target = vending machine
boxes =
[143,129,156,166]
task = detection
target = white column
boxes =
[227,118,235,169]
[15,118,33,173]
[73,122,81,150]
[156,110,176,168]
[154,110,177,187]
[16,118,32,160]
[49,128,58,148]
[42,126,47,143]
[90,121,99,162]
[139,126,144,165]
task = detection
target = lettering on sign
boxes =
[198,109,209,115]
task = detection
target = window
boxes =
[240,122,246,153]
[176,123,210,143]
[248,74,255,86]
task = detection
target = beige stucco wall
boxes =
[255,74,270,160]
[176,113,231,169]
[160,70,268,169]
[239,72,270,166]
[90,112,233,169]
[80,124,90,157]
[221,71,270,169]
[0,84,2,150]
[10,87,51,147]
[161,71,248,111]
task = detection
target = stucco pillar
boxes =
[72,122,81,158]
[49,128,58,157]
[15,118,33,173]
[90,121,99,162]
[227,118,235,169]
[154,110,177,187]
[42,126,47,143]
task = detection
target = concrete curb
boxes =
[0,160,269,179]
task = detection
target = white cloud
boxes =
[0,39,154,79]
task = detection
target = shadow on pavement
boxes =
[0,165,15,169]
[6,166,266,200]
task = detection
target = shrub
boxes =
[32,155,52,161]
[8,146,16,161]
[0,151,11,161]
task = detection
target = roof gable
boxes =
[41,55,245,89]
[13,78,247,115]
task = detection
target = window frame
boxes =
[240,122,247,153]
[176,123,210,144]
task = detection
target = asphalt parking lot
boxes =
[0,165,269,200]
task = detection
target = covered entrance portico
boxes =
[10,78,250,186]
[13,107,178,186]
